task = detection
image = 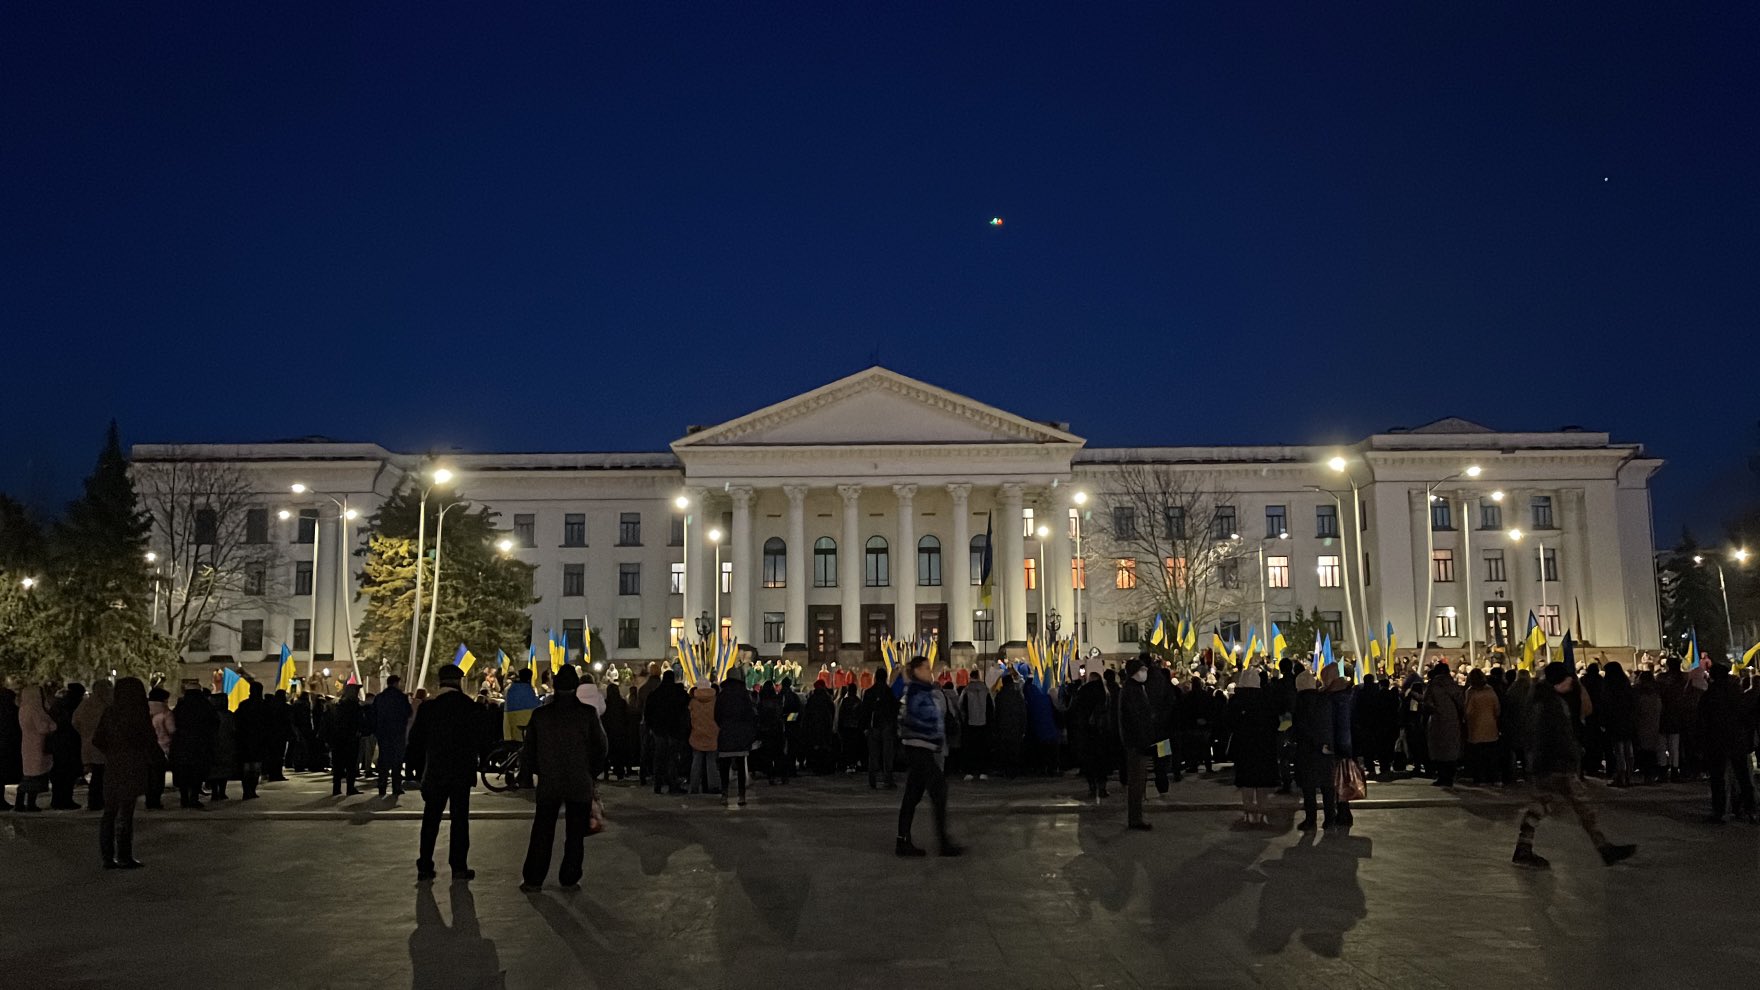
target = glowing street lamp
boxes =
[1070,491,1089,650]
[708,527,724,638]
[407,466,456,683]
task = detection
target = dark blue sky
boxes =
[4,3,1755,538]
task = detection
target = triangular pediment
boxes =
[1405,416,1496,435]
[672,367,1084,448]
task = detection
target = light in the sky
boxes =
[988,217,1004,227]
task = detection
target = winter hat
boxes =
[1542,661,1571,686]
[437,664,464,686]
[1124,657,1147,677]
[1294,672,1318,692]
[553,665,580,693]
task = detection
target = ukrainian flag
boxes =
[454,643,477,676]
[1385,621,1398,659]
[1685,627,1700,669]
[1519,612,1545,671]
[1738,641,1759,672]
[1181,615,1196,651]
[1243,623,1260,661]
[1271,623,1287,660]
[276,643,296,692]
[496,649,508,670]
[222,668,251,712]
[1210,631,1230,665]
[1148,614,1167,647]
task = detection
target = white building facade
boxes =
[134,368,1663,677]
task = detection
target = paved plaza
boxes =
[2,774,1755,990]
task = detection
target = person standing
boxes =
[16,684,57,812]
[861,667,900,789]
[261,689,291,781]
[233,681,269,800]
[1229,669,1280,827]
[895,656,962,857]
[716,673,759,806]
[1697,663,1757,824]
[1512,662,1637,869]
[1600,662,1638,788]
[92,678,158,869]
[206,692,237,801]
[1463,669,1502,786]
[1424,664,1466,788]
[1070,672,1112,801]
[835,683,864,774]
[407,664,479,882]
[601,684,633,780]
[1116,656,1156,831]
[519,666,607,892]
[373,675,414,797]
[48,683,85,810]
[643,670,689,794]
[1323,665,1357,826]
[992,673,1027,778]
[169,688,217,809]
[325,683,366,796]
[146,687,174,810]
[958,671,993,780]
[73,680,112,811]
[686,679,721,795]
[1292,670,1335,831]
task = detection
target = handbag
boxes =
[588,797,606,835]
[1333,757,1367,803]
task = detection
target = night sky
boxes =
[4,4,1755,538]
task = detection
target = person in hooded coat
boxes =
[72,680,112,811]
[169,689,217,808]
[1423,664,1466,787]
[48,682,86,810]
[0,687,21,810]
[716,674,759,806]
[206,692,238,801]
[601,684,634,780]
[992,674,1028,778]
[93,678,157,869]
[801,679,837,776]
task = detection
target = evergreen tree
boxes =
[356,483,537,686]
[1658,529,1728,662]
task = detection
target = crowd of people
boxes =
[3,647,1753,877]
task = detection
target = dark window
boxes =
[969,535,988,585]
[1431,499,1453,531]
[1118,620,1140,644]
[292,619,310,651]
[562,619,585,653]
[295,509,318,544]
[917,535,942,587]
[1483,549,1506,582]
[563,513,587,547]
[1211,506,1237,541]
[562,563,584,597]
[618,512,641,546]
[972,609,995,643]
[245,507,269,545]
[762,611,785,643]
[865,536,889,587]
[1112,506,1137,539]
[1218,559,1240,589]
[1315,505,1339,539]
[618,563,640,595]
[669,515,684,546]
[1363,551,1372,586]
[1163,506,1186,539]
[294,561,313,596]
[1532,496,1555,530]
[1542,547,1559,582]
[1320,610,1344,643]
[1218,614,1241,643]
[192,508,218,545]
[813,537,837,587]
[514,514,536,548]
[189,622,212,652]
[244,563,266,596]
[1265,505,1287,539]
[1479,503,1502,531]
[240,619,264,653]
[617,617,640,649]
[762,537,787,588]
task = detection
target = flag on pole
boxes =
[1560,630,1576,670]
[276,643,296,692]
[453,644,477,676]
[1244,623,1259,660]
[1322,634,1334,670]
[1148,614,1167,647]
[1181,614,1197,651]
[1685,627,1700,669]
[1518,612,1544,671]
[496,649,508,670]
[978,511,995,608]
[1210,632,1230,666]
[1738,641,1759,672]
[1385,621,1398,660]
[222,668,250,711]
[1271,623,1288,660]
[581,606,593,664]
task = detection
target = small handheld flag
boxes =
[454,644,477,676]
[1271,623,1288,660]
[276,643,296,692]
[1738,641,1759,672]
[1685,628,1700,669]
[1149,614,1166,647]
[222,668,250,712]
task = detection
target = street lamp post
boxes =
[1254,532,1287,660]
[1306,487,1360,671]
[675,495,692,650]
[415,500,468,689]
[1035,524,1050,636]
[1508,528,1560,661]
[708,527,724,642]
[407,468,454,685]
[291,485,362,682]
[1327,458,1376,668]
[1695,548,1749,660]
[145,551,161,632]
[1416,466,1480,669]
[1072,491,1088,652]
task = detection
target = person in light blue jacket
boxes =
[895,656,963,858]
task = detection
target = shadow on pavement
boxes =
[410,882,504,990]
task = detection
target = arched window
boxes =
[917,535,942,587]
[865,536,890,587]
[762,537,786,589]
[969,534,990,586]
[813,537,837,587]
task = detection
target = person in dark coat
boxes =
[1324,666,1357,826]
[92,678,157,869]
[715,674,759,805]
[260,689,291,781]
[206,692,237,800]
[1115,656,1156,830]
[1070,673,1112,800]
[1397,674,1429,774]
[835,683,864,773]
[373,675,414,796]
[859,669,899,788]
[643,670,690,794]
[779,678,805,775]
[1656,656,1693,780]
[1513,662,1636,869]
[169,689,217,809]
[288,692,315,772]
[1023,677,1059,776]
[48,682,86,810]
[801,679,838,775]
[1176,678,1212,774]
[601,684,634,780]
[1600,662,1638,787]
[407,664,480,881]
[232,681,270,799]
[1292,671,1335,830]
[1697,664,1757,823]
[1145,664,1179,789]
[992,674,1027,778]
[0,687,21,809]
[519,665,608,892]
[325,683,366,796]
[1423,664,1466,787]
[1230,668,1280,826]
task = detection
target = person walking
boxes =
[407,664,480,882]
[73,680,112,812]
[715,673,758,806]
[169,688,217,809]
[92,678,158,869]
[48,683,85,810]
[146,687,174,810]
[895,656,962,857]
[16,684,57,812]
[373,675,413,797]
[1463,669,1502,786]
[1116,656,1156,831]
[519,665,607,892]
[1424,664,1466,788]
[1512,662,1637,869]
[686,679,721,795]
[0,687,21,810]
[861,667,899,789]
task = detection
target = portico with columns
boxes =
[671,367,1084,669]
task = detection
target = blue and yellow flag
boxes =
[496,649,508,670]
[1685,627,1700,669]
[1148,614,1167,647]
[276,643,296,692]
[1560,631,1576,670]
[1385,621,1398,660]
[1738,641,1759,672]
[978,511,995,608]
[454,643,477,676]
[1210,631,1230,664]
[222,668,250,712]
[1519,612,1545,671]
[1181,614,1197,651]
[1271,623,1288,660]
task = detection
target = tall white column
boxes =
[838,485,863,647]
[729,486,754,647]
[682,486,709,639]
[894,484,918,641]
[1047,489,1074,634]
[1000,483,1028,644]
[783,485,809,646]
[947,484,972,643]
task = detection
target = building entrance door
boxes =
[916,604,947,646]
[864,604,895,663]
[810,607,840,665]
[1485,602,1513,651]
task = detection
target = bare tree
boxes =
[133,450,285,657]
[1080,465,1258,647]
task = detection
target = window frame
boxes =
[617,512,642,547]
[916,535,942,587]
[813,537,838,588]
[865,536,890,588]
[762,537,787,589]
[617,562,641,596]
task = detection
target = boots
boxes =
[242,772,259,801]
[1511,845,1550,869]
[895,836,926,857]
[1598,844,1637,866]
[115,818,142,869]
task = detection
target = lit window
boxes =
[1266,555,1289,589]
[670,562,685,594]
[1434,607,1458,639]
[1432,549,1455,583]
[1537,604,1562,636]
[1316,555,1341,588]
[720,560,732,594]
[1164,556,1188,589]
[1115,558,1137,590]
[1023,557,1037,591]
[1071,557,1086,590]
[1021,507,1035,538]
